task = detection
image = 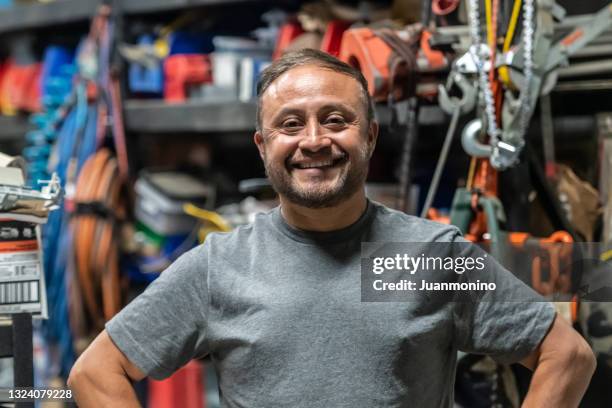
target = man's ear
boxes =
[367,120,379,157]
[254,131,265,160]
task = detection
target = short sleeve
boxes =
[451,235,556,364]
[105,244,210,380]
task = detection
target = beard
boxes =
[263,142,371,209]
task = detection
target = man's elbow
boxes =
[67,362,81,389]
[68,354,95,391]
[547,328,598,381]
[539,315,597,377]
[568,335,597,378]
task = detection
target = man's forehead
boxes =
[263,65,363,105]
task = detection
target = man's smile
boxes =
[288,152,348,171]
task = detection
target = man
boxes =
[69,49,595,407]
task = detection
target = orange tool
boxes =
[338,27,446,102]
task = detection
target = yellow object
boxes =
[153,13,200,59]
[499,0,523,88]
[0,83,17,116]
[183,203,232,243]
[485,0,494,48]
[0,102,17,116]
[153,39,170,59]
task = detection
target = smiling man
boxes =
[253,51,377,227]
[69,49,596,408]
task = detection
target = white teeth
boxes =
[298,160,333,169]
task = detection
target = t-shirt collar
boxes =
[271,199,375,244]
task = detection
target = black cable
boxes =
[397,98,419,213]
[421,0,433,27]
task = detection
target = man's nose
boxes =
[297,120,332,152]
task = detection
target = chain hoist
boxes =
[466,0,536,169]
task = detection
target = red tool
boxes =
[164,54,212,102]
[273,20,304,60]
[432,0,461,16]
[338,27,447,102]
[339,28,395,101]
[420,31,446,70]
[320,20,351,57]
[0,59,42,113]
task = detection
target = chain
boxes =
[467,0,500,144]
[467,0,536,168]
[518,0,535,138]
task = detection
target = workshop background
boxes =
[0,0,611,407]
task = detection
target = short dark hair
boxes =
[255,48,375,132]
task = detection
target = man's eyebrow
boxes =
[272,107,304,120]
[276,102,356,115]
[267,102,358,125]
[317,103,357,115]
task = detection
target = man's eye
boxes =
[282,119,302,129]
[325,115,346,125]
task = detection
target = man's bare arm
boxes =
[68,330,145,407]
[519,313,596,408]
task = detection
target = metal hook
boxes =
[461,118,493,158]
[437,72,477,116]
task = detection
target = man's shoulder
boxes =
[369,201,461,242]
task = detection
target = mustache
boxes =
[286,150,348,166]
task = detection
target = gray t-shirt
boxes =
[106,201,555,408]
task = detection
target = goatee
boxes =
[263,145,371,209]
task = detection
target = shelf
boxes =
[0,115,31,141]
[0,0,267,34]
[121,0,265,14]
[124,100,257,133]
[0,0,98,33]
[124,100,449,134]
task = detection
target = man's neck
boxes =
[279,190,368,232]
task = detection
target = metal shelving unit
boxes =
[0,115,32,141]
[125,100,257,133]
[121,0,265,14]
[0,0,268,34]
[0,0,97,33]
